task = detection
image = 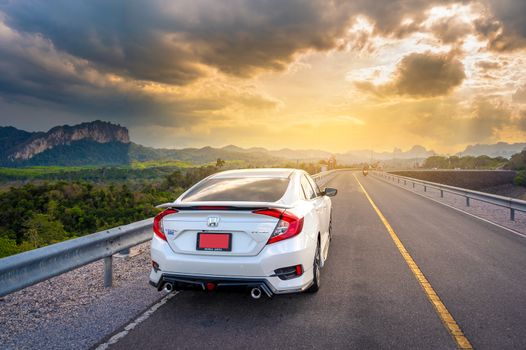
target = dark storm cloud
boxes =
[429,16,473,44]
[355,51,466,98]
[0,22,224,128]
[476,0,526,51]
[475,60,506,71]
[0,0,525,132]
[1,0,357,84]
[0,0,472,85]
[0,0,458,124]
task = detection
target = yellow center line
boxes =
[353,174,473,350]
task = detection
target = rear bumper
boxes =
[151,273,275,296]
[149,234,316,294]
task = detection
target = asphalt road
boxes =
[101,171,526,350]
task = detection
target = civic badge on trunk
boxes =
[207,216,220,227]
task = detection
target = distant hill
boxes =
[337,145,435,164]
[25,140,131,166]
[2,120,521,167]
[458,142,526,158]
[129,144,282,165]
[0,126,34,161]
[0,121,130,166]
[0,120,439,166]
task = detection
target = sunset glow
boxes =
[1,0,525,153]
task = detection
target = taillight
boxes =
[153,209,178,241]
[253,209,304,244]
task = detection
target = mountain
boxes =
[338,145,435,164]
[0,120,439,166]
[24,141,131,166]
[268,148,333,161]
[129,144,282,165]
[8,120,129,161]
[0,126,34,161]
[0,121,130,166]
[11,120,518,167]
[458,142,526,158]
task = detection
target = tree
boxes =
[422,156,449,169]
[0,237,20,258]
[23,214,68,248]
[216,158,226,168]
[164,170,183,189]
[327,156,337,170]
[514,171,526,187]
[506,150,526,171]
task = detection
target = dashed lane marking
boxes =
[354,174,473,350]
[95,291,179,350]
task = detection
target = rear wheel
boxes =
[307,239,321,293]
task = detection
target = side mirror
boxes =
[324,187,337,197]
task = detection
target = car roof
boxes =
[210,168,297,179]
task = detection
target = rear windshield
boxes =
[181,177,290,202]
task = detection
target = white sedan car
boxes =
[149,168,337,298]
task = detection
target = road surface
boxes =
[100,171,526,350]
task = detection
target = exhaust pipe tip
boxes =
[163,282,173,293]
[250,287,262,299]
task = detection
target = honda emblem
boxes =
[207,216,220,227]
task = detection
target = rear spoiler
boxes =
[156,201,293,210]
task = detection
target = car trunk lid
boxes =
[161,208,280,257]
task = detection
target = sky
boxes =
[0,0,525,153]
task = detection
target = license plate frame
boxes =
[196,232,232,251]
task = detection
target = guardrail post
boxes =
[104,256,113,287]
[510,208,515,221]
[404,180,406,185]
[440,190,444,198]
[412,182,415,188]
[424,185,427,192]
[466,197,470,207]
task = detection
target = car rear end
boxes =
[149,170,317,297]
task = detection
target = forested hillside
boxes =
[0,165,219,257]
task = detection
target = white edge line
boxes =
[370,174,526,240]
[95,291,179,350]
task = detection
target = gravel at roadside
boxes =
[0,242,165,350]
[375,174,526,234]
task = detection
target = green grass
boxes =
[130,160,194,169]
[0,165,102,177]
[0,159,250,180]
[131,159,249,169]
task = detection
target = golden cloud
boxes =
[355,51,465,98]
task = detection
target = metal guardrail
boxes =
[0,170,341,298]
[312,169,339,187]
[372,171,526,221]
[0,219,153,297]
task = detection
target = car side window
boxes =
[306,175,323,197]
[301,175,316,199]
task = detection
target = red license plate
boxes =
[196,233,232,251]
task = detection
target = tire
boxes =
[307,239,321,293]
